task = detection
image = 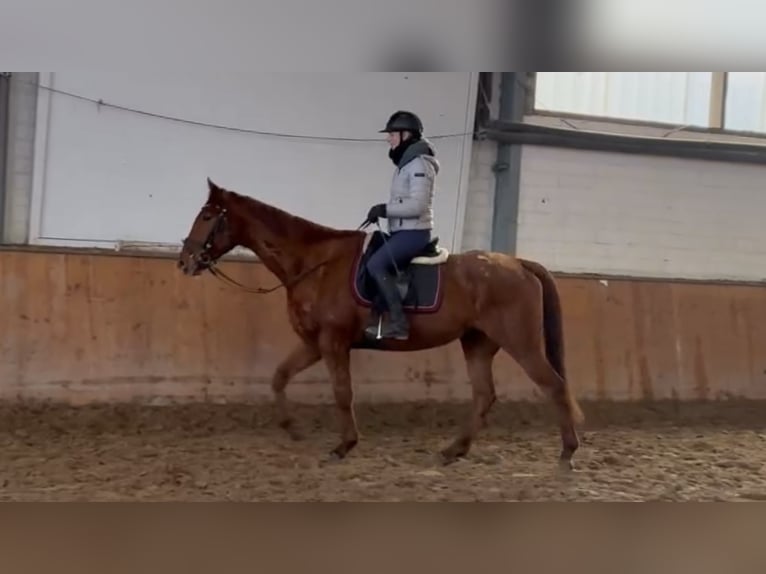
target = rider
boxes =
[364,110,440,340]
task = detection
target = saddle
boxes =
[352,230,449,315]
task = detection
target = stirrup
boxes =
[364,315,382,338]
[364,315,409,341]
[380,316,410,341]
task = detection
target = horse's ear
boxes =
[207,177,222,202]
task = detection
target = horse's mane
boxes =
[227,190,362,245]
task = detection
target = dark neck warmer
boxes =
[388,134,420,167]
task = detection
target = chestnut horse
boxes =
[178,179,584,470]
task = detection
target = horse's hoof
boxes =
[558,458,575,473]
[278,419,304,441]
[438,450,462,466]
[287,429,305,442]
[319,450,344,467]
[329,443,352,461]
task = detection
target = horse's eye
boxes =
[202,213,212,221]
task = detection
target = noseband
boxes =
[183,206,228,269]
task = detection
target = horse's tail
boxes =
[520,259,584,425]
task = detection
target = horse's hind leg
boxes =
[479,311,581,471]
[440,329,500,465]
[514,350,580,470]
[271,341,321,440]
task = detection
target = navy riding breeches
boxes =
[365,229,432,277]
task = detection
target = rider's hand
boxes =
[366,203,387,224]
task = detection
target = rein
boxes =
[207,257,334,295]
[202,218,373,295]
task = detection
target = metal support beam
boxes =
[491,72,526,253]
[485,119,766,165]
[708,72,728,130]
[3,72,38,244]
[0,72,10,241]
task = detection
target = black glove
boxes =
[366,203,387,224]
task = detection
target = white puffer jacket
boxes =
[385,138,440,233]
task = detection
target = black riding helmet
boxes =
[379,110,424,136]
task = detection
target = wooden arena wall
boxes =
[2,249,765,405]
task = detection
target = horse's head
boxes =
[178,178,238,276]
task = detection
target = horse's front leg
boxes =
[271,341,321,440]
[319,334,358,460]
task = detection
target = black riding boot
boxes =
[367,271,409,340]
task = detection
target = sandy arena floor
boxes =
[1,400,765,501]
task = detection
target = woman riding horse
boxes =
[364,110,440,341]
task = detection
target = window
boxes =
[724,72,766,134]
[532,72,766,136]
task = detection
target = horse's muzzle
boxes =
[178,254,208,276]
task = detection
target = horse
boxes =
[178,178,584,470]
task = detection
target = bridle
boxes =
[182,205,289,295]
[182,205,358,295]
[182,205,229,270]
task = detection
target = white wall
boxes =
[455,114,766,283]
[21,70,766,283]
[29,72,477,252]
[516,145,766,281]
